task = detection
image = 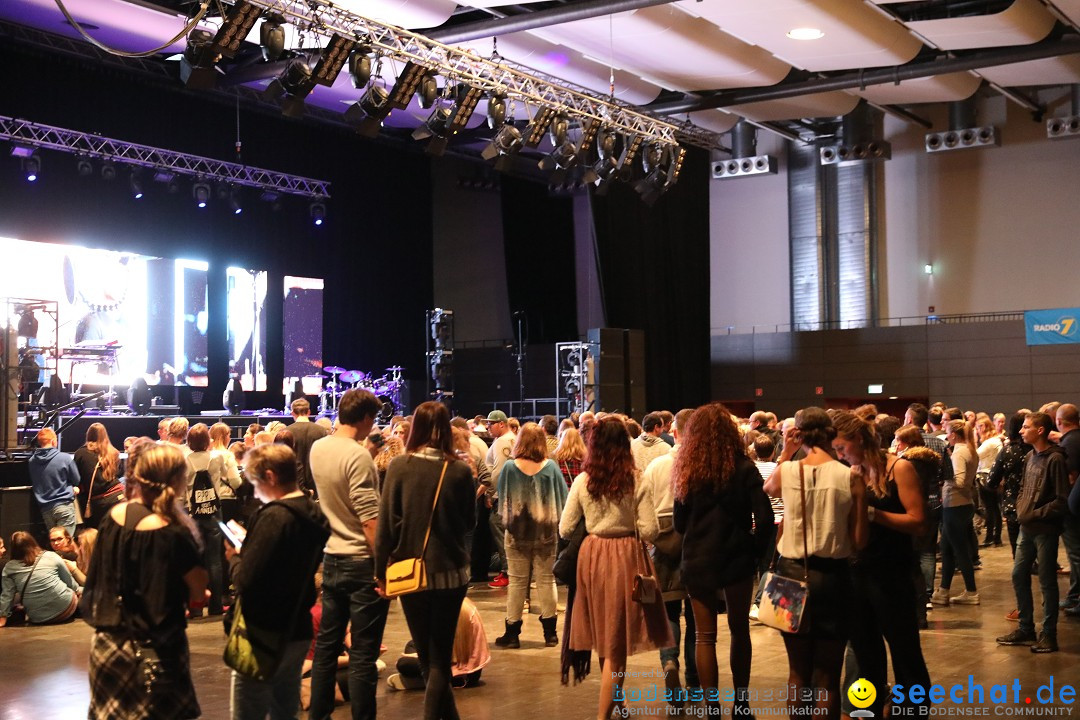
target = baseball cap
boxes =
[486,410,508,423]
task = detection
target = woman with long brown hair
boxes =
[559,415,672,720]
[74,422,124,527]
[0,531,81,626]
[831,411,930,717]
[672,403,772,715]
[81,441,208,719]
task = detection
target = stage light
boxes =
[387,62,429,110]
[344,83,391,138]
[264,57,315,118]
[447,84,482,133]
[523,107,556,148]
[23,154,41,183]
[487,93,507,129]
[310,199,326,226]
[193,181,211,208]
[312,34,356,86]
[216,182,230,201]
[924,264,933,275]
[539,114,577,174]
[412,105,453,156]
[576,118,600,156]
[229,188,242,215]
[129,168,144,199]
[210,0,260,58]
[16,306,38,339]
[76,157,93,176]
[348,46,373,88]
[10,145,34,158]
[101,160,116,181]
[180,28,220,90]
[260,15,286,61]
[482,123,523,170]
[418,73,439,109]
[549,113,570,146]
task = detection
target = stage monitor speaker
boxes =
[0,486,42,546]
[2,326,17,449]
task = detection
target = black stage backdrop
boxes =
[0,44,434,407]
[500,176,578,345]
[588,148,712,412]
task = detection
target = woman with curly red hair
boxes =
[672,403,773,715]
[559,415,672,720]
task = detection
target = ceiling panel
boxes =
[456,32,662,105]
[334,0,456,30]
[529,6,791,92]
[686,110,739,134]
[978,55,1080,85]
[0,0,194,53]
[679,0,922,72]
[902,0,1056,50]
[1047,0,1080,26]
[728,90,861,122]
[855,71,982,103]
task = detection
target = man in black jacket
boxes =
[996,412,1070,653]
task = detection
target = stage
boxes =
[50,411,293,452]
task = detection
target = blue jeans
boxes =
[489,500,507,573]
[308,555,389,720]
[1012,529,1060,637]
[1062,515,1080,604]
[940,505,976,592]
[660,597,698,686]
[40,500,77,538]
[231,638,310,720]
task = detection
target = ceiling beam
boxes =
[427,0,678,44]
[647,36,1080,115]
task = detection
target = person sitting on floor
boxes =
[0,531,82,627]
[386,596,490,690]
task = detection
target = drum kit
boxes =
[320,365,405,423]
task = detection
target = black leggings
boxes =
[978,487,1002,544]
[399,586,468,720]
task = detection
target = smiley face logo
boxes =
[848,678,876,709]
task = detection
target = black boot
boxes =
[495,619,522,648]
[540,615,558,647]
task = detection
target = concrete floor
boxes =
[1,543,1077,719]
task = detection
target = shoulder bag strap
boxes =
[85,462,100,517]
[798,462,810,581]
[630,479,651,573]
[17,554,43,601]
[419,461,448,560]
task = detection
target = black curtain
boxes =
[500,176,578,344]
[588,148,711,411]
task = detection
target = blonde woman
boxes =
[932,420,980,606]
[74,422,124,528]
[208,422,243,521]
[975,415,1004,547]
[554,427,587,489]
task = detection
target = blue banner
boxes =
[1025,308,1080,345]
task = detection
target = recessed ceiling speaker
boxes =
[1046,115,1080,140]
[711,155,777,179]
[819,142,891,166]
[925,126,1000,153]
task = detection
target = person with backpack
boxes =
[186,423,230,616]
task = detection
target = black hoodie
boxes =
[228,494,330,641]
[1016,445,1069,535]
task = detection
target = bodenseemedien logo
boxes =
[848,678,877,718]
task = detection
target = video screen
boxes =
[283,275,324,395]
[1,237,207,386]
[227,267,268,392]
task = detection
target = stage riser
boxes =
[55,414,289,452]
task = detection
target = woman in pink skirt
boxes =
[559,416,673,719]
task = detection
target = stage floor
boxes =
[0,544,1076,718]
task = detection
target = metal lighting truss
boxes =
[0,114,331,198]
[240,0,683,148]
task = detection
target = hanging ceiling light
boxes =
[129,168,144,199]
[312,34,356,86]
[310,199,327,226]
[264,57,315,118]
[344,82,392,138]
[193,180,211,208]
[260,15,286,61]
[348,46,372,88]
[418,73,439,109]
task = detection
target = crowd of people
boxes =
[1,394,1078,720]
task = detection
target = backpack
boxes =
[191,468,221,518]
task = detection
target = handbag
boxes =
[553,516,586,586]
[384,461,447,598]
[630,493,661,606]
[651,510,683,558]
[755,462,811,634]
[224,597,286,680]
[9,555,42,626]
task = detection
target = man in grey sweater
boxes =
[308,389,387,720]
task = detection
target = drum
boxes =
[376,394,395,424]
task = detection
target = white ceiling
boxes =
[2,0,1079,137]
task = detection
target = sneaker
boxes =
[951,590,980,605]
[748,604,760,621]
[930,588,951,606]
[376,659,386,673]
[1005,609,1020,622]
[996,629,1037,646]
[1031,634,1059,653]
[488,572,509,588]
[387,673,406,690]
[1060,598,1079,610]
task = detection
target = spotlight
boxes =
[344,83,392,138]
[264,57,314,118]
[180,27,220,89]
[634,142,675,206]
[76,157,93,177]
[312,34,356,86]
[215,182,230,201]
[348,46,372,88]
[101,160,116,181]
[418,73,439,109]
[924,264,933,275]
[229,188,242,215]
[447,84,483,133]
[523,106,556,148]
[548,113,570,146]
[193,181,210,208]
[575,118,601,156]
[482,123,523,170]
[23,154,41,183]
[387,62,429,110]
[129,168,144,199]
[310,199,326,226]
[412,105,453,156]
[487,93,507,129]
[16,306,38,339]
[260,15,286,62]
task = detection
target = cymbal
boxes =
[386,366,405,372]
[324,366,346,374]
[340,370,363,384]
